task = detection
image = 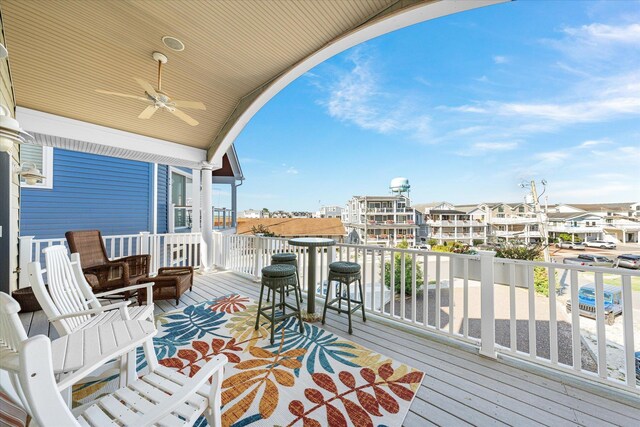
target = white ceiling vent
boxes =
[162,36,185,51]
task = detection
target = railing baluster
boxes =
[448,256,454,334]
[549,267,558,364]
[528,265,536,359]
[400,251,406,320]
[594,272,607,379]
[463,257,469,338]
[370,248,376,311]
[423,253,429,327]
[509,263,517,352]
[621,274,635,387]
[570,269,581,371]
[435,254,441,329]
[390,249,395,318]
[380,250,386,314]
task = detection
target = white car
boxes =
[584,240,616,249]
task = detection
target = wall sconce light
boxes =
[18,162,45,185]
[0,105,34,153]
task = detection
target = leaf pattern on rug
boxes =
[161,302,228,341]
[287,363,424,427]
[209,294,250,313]
[221,345,306,426]
[267,318,360,376]
[72,294,424,427]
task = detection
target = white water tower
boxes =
[390,177,410,196]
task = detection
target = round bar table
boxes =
[288,237,336,322]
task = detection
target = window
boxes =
[170,169,193,229]
[20,145,53,189]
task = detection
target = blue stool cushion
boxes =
[272,253,297,262]
[329,261,361,274]
[262,264,296,277]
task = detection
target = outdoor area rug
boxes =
[73,294,425,426]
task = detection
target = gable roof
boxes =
[237,218,345,237]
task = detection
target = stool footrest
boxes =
[325,297,364,315]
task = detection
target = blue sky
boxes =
[227,0,640,212]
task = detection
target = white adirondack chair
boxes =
[28,245,156,386]
[0,292,225,427]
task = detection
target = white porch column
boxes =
[201,167,214,270]
[191,171,201,233]
[231,182,237,227]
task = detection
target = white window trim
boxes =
[169,167,193,230]
[21,146,54,189]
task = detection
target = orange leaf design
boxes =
[326,402,348,427]
[304,388,325,404]
[177,349,198,363]
[342,398,373,427]
[372,385,399,414]
[280,348,307,358]
[234,359,272,370]
[279,357,302,370]
[356,390,382,416]
[222,369,267,388]
[221,377,262,404]
[378,363,394,380]
[250,347,276,359]
[192,340,209,358]
[360,367,376,384]
[312,373,338,394]
[388,383,414,401]
[289,400,305,417]
[259,378,279,419]
[339,371,355,388]
[158,358,184,369]
[273,368,295,386]
[221,384,259,427]
[303,418,321,427]
[396,371,424,384]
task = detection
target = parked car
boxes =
[555,241,585,250]
[615,254,640,270]
[584,240,616,249]
[563,254,614,267]
[566,284,622,325]
[636,351,640,380]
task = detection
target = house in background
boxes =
[20,136,243,240]
[317,205,344,218]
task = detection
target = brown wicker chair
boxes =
[65,230,150,298]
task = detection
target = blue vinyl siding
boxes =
[21,149,154,239]
[157,165,169,233]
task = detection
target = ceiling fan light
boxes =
[19,162,46,185]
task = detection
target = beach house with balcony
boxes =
[1,1,638,425]
[343,194,425,246]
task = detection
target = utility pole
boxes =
[529,180,550,262]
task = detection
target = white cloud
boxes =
[563,23,640,45]
[321,49,432,141]
[473,142,518,151]
[493,55,509,64]
[285,166,299,175]
[579,138,612,148]
[534,151,569,163]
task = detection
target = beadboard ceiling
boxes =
[1,0,396,149]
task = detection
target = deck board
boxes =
[20,269,640,426]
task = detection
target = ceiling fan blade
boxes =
[170,108,199,126]
[96,89,148,102]
[135,78,158,97]
[172,100,206,110]
[138,105,158,119]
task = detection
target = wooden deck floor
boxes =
[20,270,640,426]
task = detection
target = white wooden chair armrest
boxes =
[94,282,154,298]
[133,355,226,426]
[95,282,155,306]
[48,301,131,322]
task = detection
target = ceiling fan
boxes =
[96,52,205,126]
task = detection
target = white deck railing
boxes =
[19,232,204,287]
[213,233,639,394]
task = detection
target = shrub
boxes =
[427,238,438,246]
[495,243,551,296]
[472,239,484,246]
[557,232,581,243]
[384,241,423,295]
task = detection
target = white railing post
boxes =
[253,237,264,280]
[18,236,34,288]
[168,203,175,233]
[139,231,150,255]
[479,250,497,358]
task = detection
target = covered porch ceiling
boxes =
[2,0,506,167]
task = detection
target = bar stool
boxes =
[268,252,303,303]
[321,261,366,334]
[255,264,304,344]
